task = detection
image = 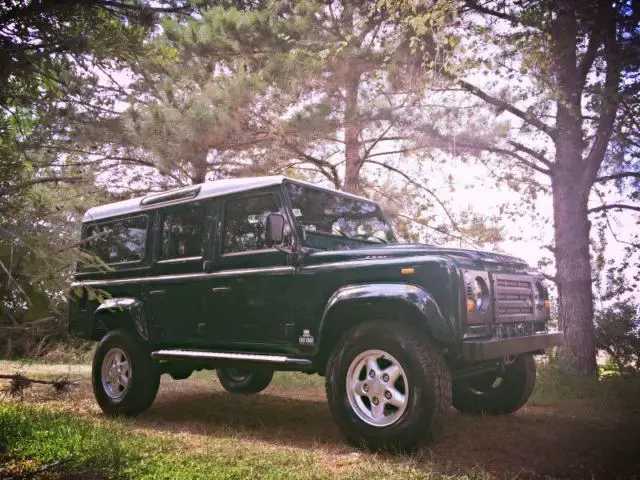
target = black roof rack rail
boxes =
[139,186,201,207]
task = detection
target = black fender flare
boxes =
[91,297,149,341]
[316,283,453,353]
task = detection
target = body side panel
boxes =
[290,254,464,356]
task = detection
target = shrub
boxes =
[594,301,640,376]
[533,351,640,407]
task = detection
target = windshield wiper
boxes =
[332,226,353,239]
[334,227,388,244]
[353,233,388,244]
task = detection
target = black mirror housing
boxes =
[265,213,285,245]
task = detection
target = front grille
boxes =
[496,322,534,339]
[492,274,535,321]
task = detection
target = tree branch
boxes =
[96,1,189,14]
[0,176,87,196]
[588,204,640,214]
[362,124,394,160]
[397,213,478,248]
[456,79,558,140]
[508,140,552,167]
[583,5,623,185]
[595,172,640,183]
[364,159,464,234]
[282,142,341,189]
[463,1,527,26]
[421,125,553,175]
[578,26,603,88]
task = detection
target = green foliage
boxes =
[0,403,312,479]
[0,1,196,325]
[111,0,503,248]
[532,353,640,407]
[595,301,640,376]
[0,404,146,477]
[1,402,453,479]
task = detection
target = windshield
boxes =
[285,182,396,249]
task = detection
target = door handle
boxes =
[211,286,231,293]
[148,289,166,296]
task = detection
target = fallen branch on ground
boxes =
[0,373,80,397]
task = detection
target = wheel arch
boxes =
[90,297,149,341]
[313,283,454,375]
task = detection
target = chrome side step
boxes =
[151,349,313,367]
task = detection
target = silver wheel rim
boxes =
[101,347,131,401]
[346,349,409,427]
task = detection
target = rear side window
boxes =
[158,205,205,260]
[83,215,148,266]
[222,194,290,254]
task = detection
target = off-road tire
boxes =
[217,367,274,394]
[92,329,160,417]
[325,320,452,452]
[452,354,536,415]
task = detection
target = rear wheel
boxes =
[452,354,536,415]
[325,320,451,452]
[217,367,273,394]
[92,329,160,417]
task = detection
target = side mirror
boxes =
[265,213,285,245]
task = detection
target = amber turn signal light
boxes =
[401,268,415,276]
[467,298,476,313]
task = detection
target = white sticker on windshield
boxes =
[292,208,303,217]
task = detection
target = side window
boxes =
[83,215,148,266]
[223,194,290,254]
[158,205,205,260]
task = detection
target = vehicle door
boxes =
[143,202,207,346]
[203,190,295,348]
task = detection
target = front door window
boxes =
[222,193,292,254]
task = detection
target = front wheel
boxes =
[216,367,274,394]
[325,320,452,452]
[92,329,160,417]
[452,354,536,415]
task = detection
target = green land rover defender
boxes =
[69,176,563,451]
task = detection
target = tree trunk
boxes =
[190,157,208,185]
[552,165,597,376]
[343,72,361,194]
[549,1,597,376]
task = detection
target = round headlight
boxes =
[474,278,488,310]
[467,276,489,312]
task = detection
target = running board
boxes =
[151,349,313,368]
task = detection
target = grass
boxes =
[531,358,640,409]
[0,403,491,480]
[1,360,639,480]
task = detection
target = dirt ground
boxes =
[2,361,639,480]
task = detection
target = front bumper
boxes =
[462,332,564,362]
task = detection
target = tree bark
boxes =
[190,157,208,185]
[343,71,361,194]
[550,1,597,376]
[552,169,597,375]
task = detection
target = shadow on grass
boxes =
[141,390,345,448]
[135,384,640,480]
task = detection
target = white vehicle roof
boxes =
[82,175,373,222]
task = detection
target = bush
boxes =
[532,350,640,408]
[594,301,640,376]
[0,323,93,363]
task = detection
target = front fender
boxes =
[92,297,149,341]
[317,283,454,348]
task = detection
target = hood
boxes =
[304,243,530,271]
